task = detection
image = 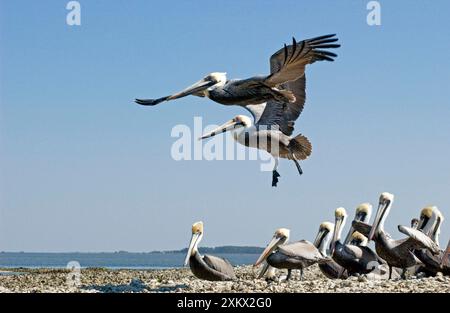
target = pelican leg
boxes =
[285,269,292,281]
[388,266,392,279]
[292,159,303,175]
[272,158,280,187]
[299,268,304,281]
[401,268,407,280]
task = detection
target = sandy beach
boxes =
[1,265,449,293]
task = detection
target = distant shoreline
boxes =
[0,246,264,255]
[0,248,263,269]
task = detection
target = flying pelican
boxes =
[137,35,340,186]
[331,207,383,276]
[254,228,329,281]
[366,193,440,279]
[135,34,340,108]
[413,207,449,276]
[184,221,236,281]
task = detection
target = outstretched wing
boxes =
[398,225,440,254]
[254,35,339,135]
[265,34,340,87]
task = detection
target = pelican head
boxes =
[331,207,347,254]
[355,203,372,222]
[422,206,444,245]
[254,228,290,267]
[417,206,435,234]
[368,192,394,241]
[199,115,253,140]
[350,231,368,246]
[343,203,372,244]
[165,72,227,101]
[314,222,334,255]
[184,221,204,266]
[314,222,334,245]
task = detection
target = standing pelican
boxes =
[315,222,349,279]
[184,221,236,281]
[254,228,329,281]
[367,193,440,279]
[135,34,339,108]
[413,207,449,276]
[256,228,290,281]
[331,207,382,276]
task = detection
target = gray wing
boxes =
[265,34,340,87]
[398,225,440,254]
[278,240,325,262]
[352,221,372,238]
[203,254,236,279]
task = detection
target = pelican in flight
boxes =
[254,228,329,281]
[365,193,440,279]
[184,221,236,281]
[140,35,339,186]
[135,34,340,108]
[331,207,382,276]
[413,207,449,276]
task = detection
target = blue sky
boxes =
[1,0,449,252]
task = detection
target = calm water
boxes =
[0,252,259,269]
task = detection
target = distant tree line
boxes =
[157,246,264,254]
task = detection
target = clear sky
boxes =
[1,0,449,252]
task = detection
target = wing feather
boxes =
[265,34,340,87]
[398,225,440,254]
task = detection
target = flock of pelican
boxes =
[135,35,450,282]
[184,192,450,281]
[136,34,340,186]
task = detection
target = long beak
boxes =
[331,218,343,255]
[254,236,282,267]
[368,201,387,241]
[313,229,327,247]
[167,79,215,100]
[344,212,364,244]
[184,233,200,266]
[199,119,241,140]
[343,226,354,245]
[257,262,271,279]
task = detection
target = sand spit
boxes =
[0,265,449,293]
